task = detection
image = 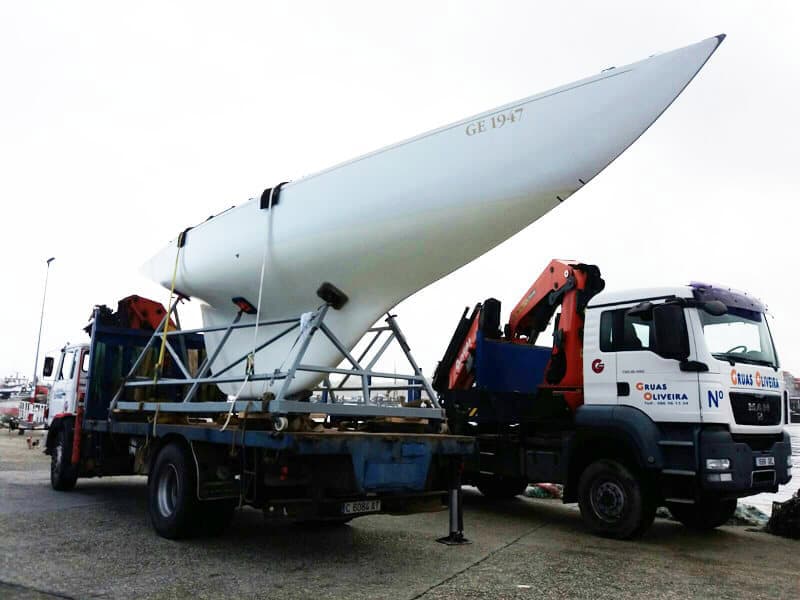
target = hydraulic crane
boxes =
[433,259,604,413]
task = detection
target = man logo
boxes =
[591,359,604,374]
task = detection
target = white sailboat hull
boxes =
[142,35,724,398]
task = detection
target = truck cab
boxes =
[582,283,791,503]
[584,283,785,426]
[44,344,90,427]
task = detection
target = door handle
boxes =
[617,382,630,396]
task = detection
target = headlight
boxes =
[705,458,731,471]
[707,473,733,482]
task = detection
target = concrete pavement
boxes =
[0,431,797,599]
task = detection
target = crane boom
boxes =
[433,259,604,412]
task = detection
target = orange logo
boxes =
[730,369,737,385]
[635,382,644,391]
[644,392,653,402]
[755,372,762,387]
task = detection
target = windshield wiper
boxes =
[733,356,776,368]
[713,353,775,369]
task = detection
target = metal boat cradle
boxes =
[107,291,444,430]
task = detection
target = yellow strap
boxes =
[152,403,160,437]
[154,241,181,382]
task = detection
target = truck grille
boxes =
[729,392,781,426]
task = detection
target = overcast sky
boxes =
[1,1,798,384]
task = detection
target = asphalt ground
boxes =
[0,430,797,599]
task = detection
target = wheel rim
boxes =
[590,479,626,523]
[157,464,179,518]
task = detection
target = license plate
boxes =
[755,456,775,467]
[341,499,381,515]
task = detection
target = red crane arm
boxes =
[507,260,604,396]
[508,260,584,342]
[434,259,603,411]
[448,312,481,390]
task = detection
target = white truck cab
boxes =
[44,344,90,427]
[582,282,791,503]
[584,283,785,431]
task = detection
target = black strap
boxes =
[260,181,289,210]
[177,226,192,248]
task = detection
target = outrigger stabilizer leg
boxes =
[437,460,470,545]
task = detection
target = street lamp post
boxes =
[32,257,55,390]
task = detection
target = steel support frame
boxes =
[111,302,443,421]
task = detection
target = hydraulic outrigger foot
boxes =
[437,463,470,545]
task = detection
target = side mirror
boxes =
[653,304,690,361]
[680,360,709,372]
[43,356,54,377]
[626,301,654,318]
[701,300,728,316]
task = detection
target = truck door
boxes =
[48,348,77,424]
[76,347,89,406]
[582,308,618,405]
[601,304,701,423]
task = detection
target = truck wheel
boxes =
[51,427,78,491]
[578,459,656,539]
[667,498,737,531]
[148,442,200,539]
[476,475,528,499]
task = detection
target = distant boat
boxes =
[0,376,29,400]
[0,377,26,425]
[143,35,725,398]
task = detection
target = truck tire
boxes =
[476,475,528,499]
[51,427,78,491]
[667,498,737,531]
[577,459,656,539]
[148,441,200,539]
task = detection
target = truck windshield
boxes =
[698,308,778,369]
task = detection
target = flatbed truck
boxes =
[43,296,473,541]
[434,260,792,538]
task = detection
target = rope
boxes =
[255,189,277,397]
[252,189,274,368]
[267,309,316,392]
[152,403,160,437]
[220,371,250,432]
[238,401,250,508]
[221,190,274,429]
[154,235,183,383]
